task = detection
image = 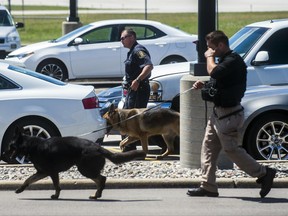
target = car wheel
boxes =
[160,56,187,64]
[36,59,68,81]
[245,113,288,160]
[1,117,61,163]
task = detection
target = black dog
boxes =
[4,127,146,200]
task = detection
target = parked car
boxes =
[241,84,288,160]
[5,19,197,81]
[148,18,288,110]
[0,62,106,162]
[0,5,24,59]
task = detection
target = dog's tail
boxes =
[98,147,146,164]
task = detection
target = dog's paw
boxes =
[51,194,59,200]
[89,195,99,200]
[15,187,24,194]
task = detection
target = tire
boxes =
[160,56,187,65]
[36,59,68,81]
[245,113,288,160]
[1,117,60,163]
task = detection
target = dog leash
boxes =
[78,86,195,137]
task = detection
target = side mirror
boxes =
[251,51,269,66]
[15,22,24,28]
[73,37,83,45]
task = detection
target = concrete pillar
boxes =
[180,70,233,169]
[62,21,82,35]
[180,74,210,169]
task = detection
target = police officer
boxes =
[187,30,276,198]
[120,28,153,151]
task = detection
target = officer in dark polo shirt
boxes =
[187,30,276,198]
[120,28,153,151]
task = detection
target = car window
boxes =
[54,24,92,43]
[8,65,66,85]
[80,26,114,44]
[0,9,13,26]
[259,28,288,64]
[0,75,19,89]
[230,27,269,58]
[122,24,166,40]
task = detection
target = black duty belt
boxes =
[127,79,149,85]
[213,106,244,120]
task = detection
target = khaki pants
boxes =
[200,105,266,193]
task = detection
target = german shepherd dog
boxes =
[103,104,180,159]
[4,127,146,200]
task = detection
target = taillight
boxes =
[123,88,128,97]
[82,96,99,109]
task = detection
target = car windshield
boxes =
[8,65,66,85]
[0,9,13,26]
[229,27,269,58]
[52,24,92,43]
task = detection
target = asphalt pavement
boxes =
[1,188,288,216]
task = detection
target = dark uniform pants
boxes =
[200,105,266,192]
[124,83,150,109]
[123,83,150,151]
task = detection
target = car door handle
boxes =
[155,42,167,47]
[108,46,120,50]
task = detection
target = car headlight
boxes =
[7,36,20,43]
[7,52,34,59]
[6,31,20,43]
[149,81,162,101]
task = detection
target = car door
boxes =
[247,28,288,86]
[120,24,169,72]
[69,25,123,78]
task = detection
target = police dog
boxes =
[103,104,180,159]
[4,127,146,200]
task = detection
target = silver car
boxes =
[241,85,288,160]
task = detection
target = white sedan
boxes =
[0,62,106,162]
[5,19,197,81]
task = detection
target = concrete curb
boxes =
[1,178,288,191]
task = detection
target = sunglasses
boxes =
[120,35,132,41]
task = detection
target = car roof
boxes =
[246,18,288,29]
[88,19,193,36]
[0,62,65,88]
[0,5,8,10]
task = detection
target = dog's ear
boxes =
[108,103,116,114]
[103,103,115,120]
